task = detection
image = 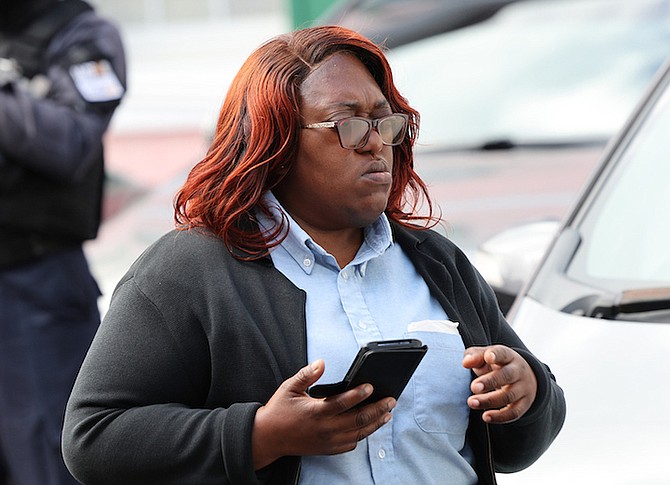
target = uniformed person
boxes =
[0,0,126,483]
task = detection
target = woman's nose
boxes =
[357,127,384,154]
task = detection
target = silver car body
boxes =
[498,57,670,483]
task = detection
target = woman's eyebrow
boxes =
[328,99,392,111]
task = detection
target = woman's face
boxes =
[273,52,395,234]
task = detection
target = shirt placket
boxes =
[337,264,396,481]
[337,264,382,346]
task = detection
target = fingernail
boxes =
[387,399,397,411]
[310,361,320,372]
[472,382,484,393]
[362,384,373,396]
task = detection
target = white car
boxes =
[495,56,670,484]
[388,0,670,260]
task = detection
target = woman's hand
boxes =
[252,359,395,470]
[463,345,538,424]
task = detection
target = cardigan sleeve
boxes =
[468,263,567,473]
[62,276,263,485]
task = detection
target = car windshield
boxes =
[566,74,670,293]
[388,0,670,150]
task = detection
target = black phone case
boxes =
[308,339,428,406]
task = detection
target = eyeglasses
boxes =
[302,113,409,150]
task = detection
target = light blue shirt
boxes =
[256,192,477,485]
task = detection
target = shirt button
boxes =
[341,271,349,280]
[358,320,367,329]
[377,448,386,460]
[303,258,312,267]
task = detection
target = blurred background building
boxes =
[84,0,334,137]
[88,0,329,27]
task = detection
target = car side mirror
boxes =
[472,220,559,314]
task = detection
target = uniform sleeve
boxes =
[0,12,126,182]
[61,276,264,485]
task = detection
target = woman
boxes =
[62,25,565,485]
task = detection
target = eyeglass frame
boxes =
[301,113,409,150]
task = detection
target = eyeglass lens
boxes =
[338,115,407,149]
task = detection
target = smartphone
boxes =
[308,339,428,406]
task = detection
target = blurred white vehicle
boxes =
[496,56,670,484]
[389,0,670,257]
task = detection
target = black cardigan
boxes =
[63,223,566,485]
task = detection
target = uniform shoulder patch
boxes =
[69,59,124,103]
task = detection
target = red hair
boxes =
[174,25,437,259]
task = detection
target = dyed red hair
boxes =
[175,25,437,259]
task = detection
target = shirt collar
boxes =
[256,191,394,275]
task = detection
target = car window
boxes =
[388,0,670,149]
[568,75,670,289]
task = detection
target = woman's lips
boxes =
[362,170,392,184]
[362,159,392,184]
